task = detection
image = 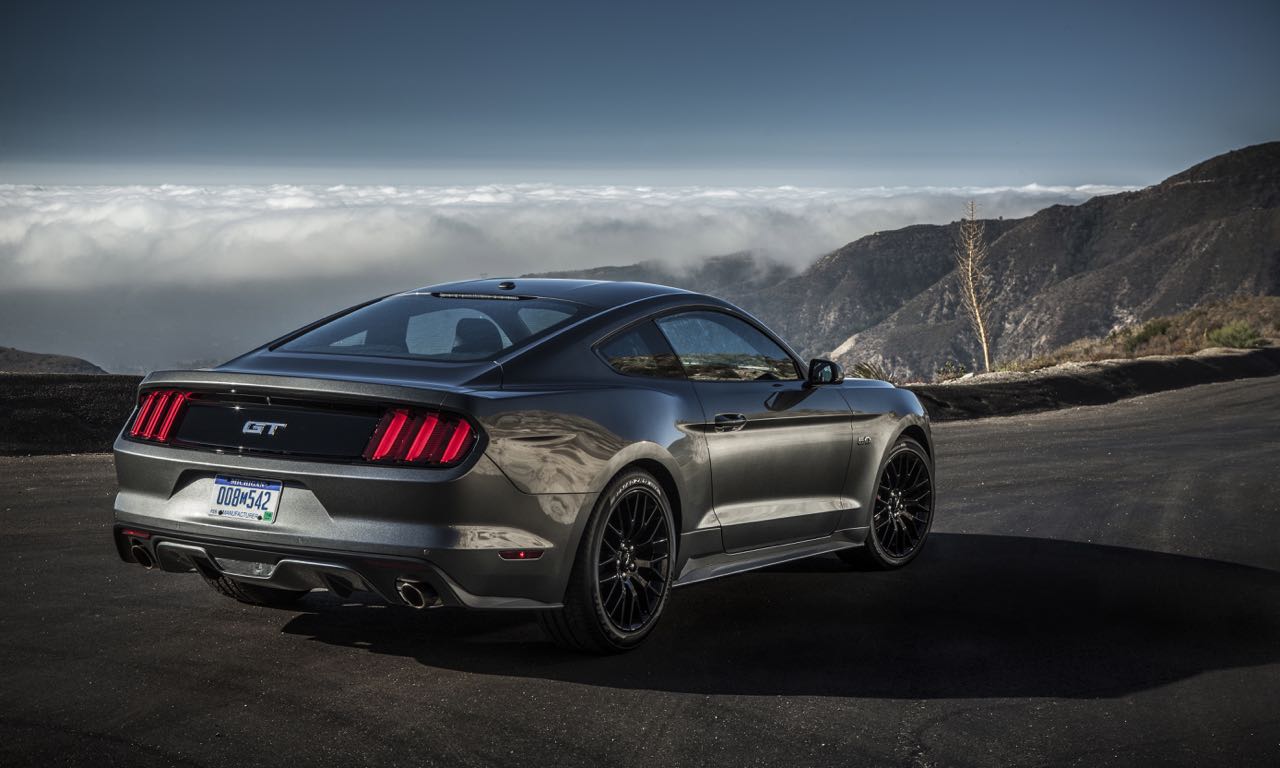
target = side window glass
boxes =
[598,322,685,378]
[655,311,800,381]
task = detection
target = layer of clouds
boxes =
[0,182,1132,290]
[0,181,1135,371]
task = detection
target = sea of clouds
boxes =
[0,182,1133,288]
[0,181,1133,370]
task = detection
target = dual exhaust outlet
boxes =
[129,543,156,570]
[395,579,439,609]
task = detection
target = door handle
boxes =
[714,413,748,432]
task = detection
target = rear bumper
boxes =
[114,525,558,608]
[113,437,596,606]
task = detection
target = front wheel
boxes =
[839,437,934,570]
[538,469,675,653]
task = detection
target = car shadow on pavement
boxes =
[279,533,1280,698]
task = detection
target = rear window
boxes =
[279,294,584,362]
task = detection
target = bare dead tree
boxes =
[954,200,993,372]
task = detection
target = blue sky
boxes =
[3,0,1277,186]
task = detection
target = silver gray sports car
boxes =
[113,279,934,652]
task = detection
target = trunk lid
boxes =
[131,354,496,462]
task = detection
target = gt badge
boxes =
[243,421,287,436]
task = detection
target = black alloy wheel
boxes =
[840,437,934,569]
[596,481,672,632]
[539,469,674,653]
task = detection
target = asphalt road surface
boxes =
[2,377,1278,767]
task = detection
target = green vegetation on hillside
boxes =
[995,296,1280,373]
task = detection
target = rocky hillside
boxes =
[0,347,106,374]
[534,142,1280,379]
[833,142,1280,378]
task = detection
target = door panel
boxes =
[693,381,854,551]
[654,309,855,552]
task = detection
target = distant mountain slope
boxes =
[533,142,1280,380]
[731,220,1019,358]
[0,347,107,374]
[833,142,1280,378]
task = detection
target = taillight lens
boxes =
[363,408,478,467]
[127,390,192,443]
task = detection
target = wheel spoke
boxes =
[625,583,638,628]
[603,579,623,615]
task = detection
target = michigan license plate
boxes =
[209,476,282,524]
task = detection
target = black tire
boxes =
[538,468,675,653]
[839,437,934,570]
[200,573,309,607]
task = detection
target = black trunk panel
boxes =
[173,401,381,458]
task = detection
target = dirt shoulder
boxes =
[908,346,1280,421]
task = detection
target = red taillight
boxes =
[440,420,473,464]
[368,408,411,461]
[127,390,192,443]
[404,414,440,463]
[129,392,158,437]
[363,408,477,466]
[154,392,188,442]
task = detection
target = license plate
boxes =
[209,476,282,524]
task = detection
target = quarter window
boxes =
[598,322,685,378]
[655,311,800,381]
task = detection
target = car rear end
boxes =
[112,367,589,610]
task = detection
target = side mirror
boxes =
[807,358,843,386]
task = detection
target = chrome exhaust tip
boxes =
[129,544,155,570]
[395,579,435,609]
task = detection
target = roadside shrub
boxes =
[1121,318,1172,356]
[972,297,1276,375]
[1205,321,1264,349]
[933,360,967,382]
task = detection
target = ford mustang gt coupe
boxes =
[113,279,934,652]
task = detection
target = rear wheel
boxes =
[538,469,674,653]
[839,437,934,570]
[200,573,309,607]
